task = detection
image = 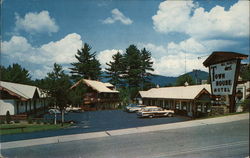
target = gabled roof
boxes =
[203,51,248,67]
[139,84,211,100]
[71,79,119,93]
[0,81,46,100]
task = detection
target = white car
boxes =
[125,104,146,113]
[48,108,61,114]
[66,106,83,113]
[137,106,174,118]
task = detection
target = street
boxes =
[1,110,190,142]
[1,115,249,158]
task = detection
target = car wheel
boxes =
[168,113,173,117]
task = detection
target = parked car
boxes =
[125,104,146,113]
[66,106,83,113]
[48,108,61,114]
[137,106,174,118]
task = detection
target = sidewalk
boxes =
[1,113,249,150]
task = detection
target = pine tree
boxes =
[123,45,142,88]
[140,48,154,90]
[105,52,124,87]
[70,43,101,81]
[45,63,71,126]
[0,63,32,84]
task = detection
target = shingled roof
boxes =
[71,79,119,93]
[0,81,47,101]
[139,84,211,100]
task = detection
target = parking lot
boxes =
[1,110,190,142]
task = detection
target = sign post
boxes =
[203,52,248,113]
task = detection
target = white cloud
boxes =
[153,53,207,77]
[153,0,249,39]
[103,8,133,25]
[2,33,83,78]
[15,10,59,34]
[138,37,240,76]
[97,49,123,70]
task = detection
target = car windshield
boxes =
[128,104,137,107]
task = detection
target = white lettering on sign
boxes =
[210,60,237,95]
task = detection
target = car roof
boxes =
[143,106,160,108]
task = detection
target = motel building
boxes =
[70,79,120,110]
[138,84,212,118]
[137,81,249,118]
[0,81,48,116]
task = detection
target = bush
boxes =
[27,118,33,124]
[0,120,5,124]
[241,99,250,112]
[14,120,20,123]
[6,111,11,124]
[36,120,41,124]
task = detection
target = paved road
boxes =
[1,116,249,158]
[1,110,190,142]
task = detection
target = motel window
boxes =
[197,104,202,112]
[176,102,180,109]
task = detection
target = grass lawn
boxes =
[0,123,72,135]
[196,111,249,120]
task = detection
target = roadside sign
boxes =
[203,51,248,113]
[210,59,237,95]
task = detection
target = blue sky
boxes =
[1,0,249,79]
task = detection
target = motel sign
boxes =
[203,51,248,112]
[210,59,237,95]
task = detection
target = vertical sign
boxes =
[210,59,237,95]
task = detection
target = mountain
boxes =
[101,70,209,87]
[148,75,176,87]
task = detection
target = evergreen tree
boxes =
[240,64,250,81]
[45,63,71,126]
[175,74,195,86]
[70,43,101,81]
[123,45,142,88]
[105,52,124,87]
[0,63,32,84]
[140,48,154,90]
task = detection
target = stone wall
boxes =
[210,106,229,116]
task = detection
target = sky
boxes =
[1,0,249,79]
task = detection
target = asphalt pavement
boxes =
[1,113,249,158]
[1,110,190,142]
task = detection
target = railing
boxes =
[83,97,119,104]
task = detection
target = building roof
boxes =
[0,81,46,100]
[139,84,211,100]
[203,51,248,67]
[71,79,119,93]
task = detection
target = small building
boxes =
[70,79,120,110]
[0,81,48,115]
[138,84,212,118]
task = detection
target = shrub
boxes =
[36,120,41,124]
[14,120,20,123]
[6,111,11,124]
[27,118,33,124]
[0,120,5,124]
[241,99,250,112]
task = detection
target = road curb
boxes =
[1,113,249,149]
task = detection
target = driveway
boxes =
[1,110,190,142]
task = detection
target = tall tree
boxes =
[45,63,71,126]
[140,48,154,90]
[105,52,124,87]
[123,45,142,88]
[70,43,101,81]
[0,63,32,84]
[240,64,250,81]
[175,74,195,86]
